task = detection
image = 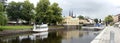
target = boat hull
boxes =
[33,24,48,32]
[33,28,48,32]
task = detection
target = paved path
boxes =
[91,26,120,43]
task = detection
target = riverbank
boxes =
[0,25,65,36]
[0,26,33,30]
[0,25,64,30]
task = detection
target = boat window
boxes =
[36,27,47,29]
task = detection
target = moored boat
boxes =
[33,24,48,32]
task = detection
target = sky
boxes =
[7,0,120,19]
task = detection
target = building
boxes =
[0,0,7,3]
[63,16,79,25]
[87,19,95,24]
[0,0,7,6]
[62,10,79,29]
[79,18,95,24]
[63,10,79,25]
[113,14,120,23]
[0,0,5,2]
[79,19,88,24]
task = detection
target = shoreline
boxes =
[0,28,65,36]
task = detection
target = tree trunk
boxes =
[16,19,19,25]
[106,22,108,26]
[29,21,31,25]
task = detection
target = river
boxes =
[0,29,100,43]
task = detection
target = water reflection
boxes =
[60,30,81,39]
[61,30,99,43]
[19,32,48,41]
[0,30,99,43]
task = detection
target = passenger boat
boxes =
[33,24,48,32]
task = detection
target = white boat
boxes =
[19,32,48,40]
[32,32,48,40]
[29,32,48,40]
[33,24,48,32]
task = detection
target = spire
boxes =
[69,10,74,17]
[71,10,73,17]
[69,10,70,16]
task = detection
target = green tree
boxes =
[78,15,84,19]
[0,2,7,26]
[104,15,113,25]
[94,18,98,23]
[36,0,50,24]
[50,2,63,25]
[99,19,102,23]
[6,1,22,24]
[21,0,34,24]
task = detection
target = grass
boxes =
[0,25,33,30]
[0,25,64,30]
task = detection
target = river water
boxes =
[0,30,100,43]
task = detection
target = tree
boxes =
[104,15,113,25]
[36,0,50,24]
[7,1,34,24]
[78,15,84,19]
[6,1,22,24]
[21,0,34,24]
[0,2,7,26]
[94,18,98,23]
[50,2,63,25]
[36,0,63,25]
[99,19,102,23]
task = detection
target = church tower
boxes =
[69,10,73,17]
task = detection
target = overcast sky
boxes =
[7,0,120,19]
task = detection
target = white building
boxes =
[63,16,79,25]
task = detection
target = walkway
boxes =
[91,26,120,43]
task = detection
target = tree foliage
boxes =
[6,1,34,24]
[50,3,63,25]
[21,0,34,24]
[99,19,102,23]
[78,15,84,19]
[36,0,63,25]
[94,18,98,23]
[6,0,63,25]
[35,0,50,24]
[0,2,7,25]
[6,1,22,21]
[104,15,113,24]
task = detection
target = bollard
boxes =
[110,31,114,43]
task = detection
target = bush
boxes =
[110,22,114,26]
[0,26,3,31]
[0,13,8,26]
[0,2,8,26]
[0,28,3,31]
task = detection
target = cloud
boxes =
[55,0,120,19]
